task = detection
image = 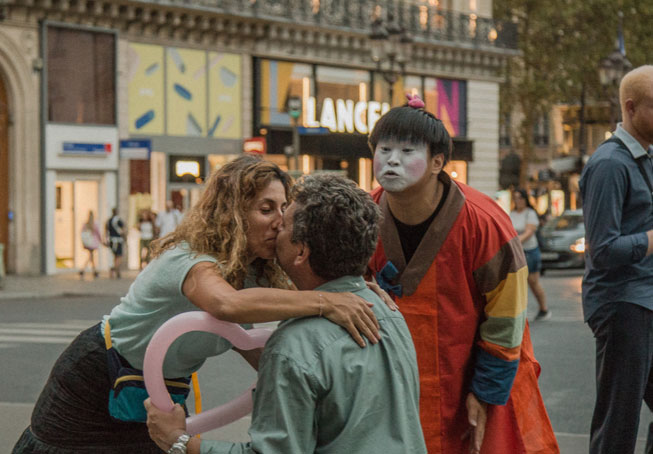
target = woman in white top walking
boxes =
[510,188,549,321]
[138,209,156,270]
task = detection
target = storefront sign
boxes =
[243,137,267,155]
[175,160,200,178]
[304,97,390,134]
[62,142,111,156]
[120,139,151,160]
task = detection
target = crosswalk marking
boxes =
[0,320,96,346]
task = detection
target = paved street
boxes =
[0,269,651,453]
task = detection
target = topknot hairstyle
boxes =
[368,97,452,165]
[290,174,381,281]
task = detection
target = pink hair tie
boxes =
[406,93,425,109]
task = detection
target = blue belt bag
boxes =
[104,321,191,422]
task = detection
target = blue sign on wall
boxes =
[120,139,152,160]
[62,142,111,155]
[297,126,329,135]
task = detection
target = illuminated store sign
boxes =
[304,97,390,134]
[175,161,200,178]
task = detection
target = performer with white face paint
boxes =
[367,94,559,454]
[373,140,430,193]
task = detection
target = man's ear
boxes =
[431,153,445,175]
[294,242,311,266]
[625,98,636,117]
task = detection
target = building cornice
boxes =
[2,0,516,82]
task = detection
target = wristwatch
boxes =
[167,433,191,454]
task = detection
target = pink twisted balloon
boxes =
[143,311,272,435]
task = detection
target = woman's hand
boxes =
[144,398,187,452]
[321,292,381,347]
[366,280,399,311]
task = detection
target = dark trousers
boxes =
[589,303,653,454]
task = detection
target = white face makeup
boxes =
[373,139,430,192]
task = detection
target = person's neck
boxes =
[622,120,652,151]
[291,271,328,291]
[385,174,442,225]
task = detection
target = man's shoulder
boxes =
[589,138,630,164]
[456,183,516,238]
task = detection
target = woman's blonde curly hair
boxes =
[150,155,293,290]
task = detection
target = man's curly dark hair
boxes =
[290,174,381,281]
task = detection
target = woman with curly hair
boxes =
[13,155,382,454]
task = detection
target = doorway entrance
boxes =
[54,178,100,270]
[0,75,9,270]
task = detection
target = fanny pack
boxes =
[104,321,192,423]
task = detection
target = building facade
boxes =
[0,0,517,275]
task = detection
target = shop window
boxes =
[424,77,467,137]
[130,160,151,195]
[533,115,549,146]
[47,26,116,124]
[258,59,312,127]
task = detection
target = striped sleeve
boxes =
[471,235,528,405]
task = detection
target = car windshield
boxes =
[543,213,583,231]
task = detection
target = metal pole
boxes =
[292,118,300,172]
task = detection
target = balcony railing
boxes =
[128,0,518,50]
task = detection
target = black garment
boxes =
[391,179,450,264]
[12,324,160,454]
[106,215,125,257]
[588,303,653,454]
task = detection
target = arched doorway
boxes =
[0,74,8,270]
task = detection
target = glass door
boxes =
[54,178,99,269]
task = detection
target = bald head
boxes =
[620,65,653,114]
[619,65,653,148]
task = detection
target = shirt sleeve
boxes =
[526,209,539,227]
[581,158,649,268]
[472,233,527,406]
[200,352,318,454]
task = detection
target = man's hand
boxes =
[465,392,488,454]
[144,398,187,452]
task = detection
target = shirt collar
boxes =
[315,275,368,293]
[613,123,653,159]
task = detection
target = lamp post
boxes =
[369,12,412,103]
[598,14,632,131]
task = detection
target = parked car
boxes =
[539,209,585,271]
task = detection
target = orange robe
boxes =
[369,174,558,453]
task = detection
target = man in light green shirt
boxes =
[146,174,426,454]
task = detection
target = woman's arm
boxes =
[518,224,537,244]
[183,262,380,347]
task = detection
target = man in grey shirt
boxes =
[146,174,426,454]
[580,65,653,454]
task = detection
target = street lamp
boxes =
[369,12,412,103]
[597,15,632,130]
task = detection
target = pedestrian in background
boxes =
[79,210,101,279]
[106,207,125,279]
[138,209,156,270]
[510,188,550,321]
[156,200,182,238]
[580,65,653,454]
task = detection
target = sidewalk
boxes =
[0,269,138,300]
